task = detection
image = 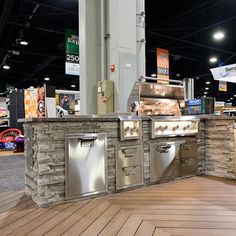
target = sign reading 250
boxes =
[67,54,80,63]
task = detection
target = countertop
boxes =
[18,114,236,123]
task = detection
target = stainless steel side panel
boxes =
[180,140,198,176]
[65,133,107,199]
[150,141,185,182]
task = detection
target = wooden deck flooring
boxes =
[0,176,236,235]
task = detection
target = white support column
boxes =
[107,0,137,112]
[79,0,102,115]
[136,0,146,78]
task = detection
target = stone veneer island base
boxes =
[21,116,236,207]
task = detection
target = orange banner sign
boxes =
[157,48,169,82]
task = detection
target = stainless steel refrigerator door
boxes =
[65,133,107,199]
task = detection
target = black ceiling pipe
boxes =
[0,0,15,36]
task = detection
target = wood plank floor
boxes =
[0,176,236,235]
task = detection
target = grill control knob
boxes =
[155,126,162,132]
[172,125,179,131]
[162,125,168,131]
[183,125,190,130]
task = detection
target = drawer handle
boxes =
[78,137,97,147]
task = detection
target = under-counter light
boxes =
[20,40,29,46]
[213,31,225,41]
[209,57,218,63]
[3,65,10,70]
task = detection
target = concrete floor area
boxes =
[0,153,25,191]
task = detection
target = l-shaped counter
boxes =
[20,115,236,207]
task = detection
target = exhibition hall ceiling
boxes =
[0,0,236,102]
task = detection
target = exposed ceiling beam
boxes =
[0,0,15,36]
[6,21,65,35]
[23,0,77,15]
[147,31,236,56]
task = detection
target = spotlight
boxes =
[20,40,29,46]
[3,65,10,70]
[209,57,218,63]
[44,77,50,81]
[213,31,225,41]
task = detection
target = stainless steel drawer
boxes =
[180,157,198,176]
[116,145,144,190]
[180,141,197,158]
[116,165,143,190]
[117,146,142,167]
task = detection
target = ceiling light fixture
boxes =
[204,92,208,94]
[205,87,209,90]
[230,97,233,100]
[203,95,207,98]
[151,73,157,77]
[209,57,218,63]
[44,77,50,81]
[3,65,10,70]
[20,40,28,46]
[213,31,225,41]
[206,81,211,84]
[234,94,236,97]
[71,84,76,88]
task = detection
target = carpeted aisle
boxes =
[0,153,25,191]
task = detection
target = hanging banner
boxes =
[157,48,169,82]
[65,29,80,76]
[219,81,227,92]
[210,63,236,83]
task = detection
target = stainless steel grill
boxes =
[150,116,199,182]
[150,116,199,138]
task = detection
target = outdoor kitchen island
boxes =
[21,115,236,207]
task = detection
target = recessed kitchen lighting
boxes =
[213,31,225,41]
[44,77,50,81]
[230,97,233,100]
[71,84,76,88]
[203,95,207,98]
[234,94,236,97]
[205,87,209,90]
[151,73,157,77]
[209,57,218,63]
[206,81,211,84]
[3,65,10,70]
[204,92,208,94]
[20,40,29,46]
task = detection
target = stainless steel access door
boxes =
[65,133,107,199]
[150,141,185,182]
